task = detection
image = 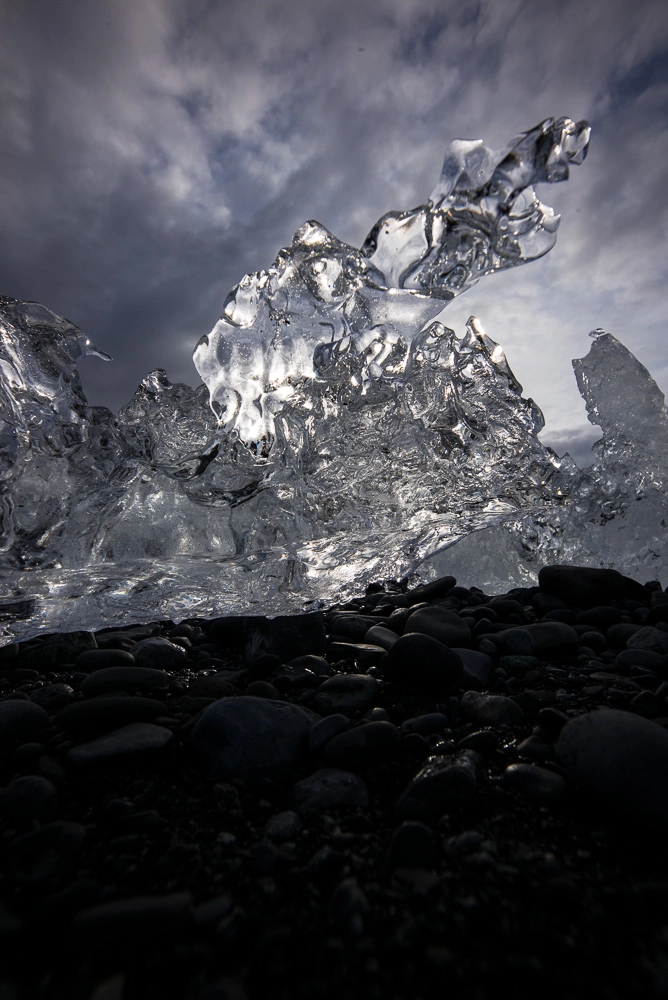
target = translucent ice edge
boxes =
[5,116,665,642]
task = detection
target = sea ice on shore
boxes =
[2,115,666,643]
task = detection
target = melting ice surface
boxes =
[2,115,666,643]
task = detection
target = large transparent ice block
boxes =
[0,117,617,643]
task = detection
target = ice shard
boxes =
[423,332,668,591]
[13,115,662,646]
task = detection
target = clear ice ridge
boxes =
[2,114,665,644]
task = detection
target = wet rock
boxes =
[326,642,386,669]
[504,763,569,803]
[289,655,330,676]
[456,729,498,755]
[189,672,244,698]
[536,707,570,740]
[394,751,478,820]
[460,691,523,725]
[246,612,326,661]
[364,625,400,650]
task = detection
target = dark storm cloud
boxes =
[1,0,667,461]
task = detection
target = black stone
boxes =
[80,667,171,696]
[404,605,472,647]
[539,565,648,609]
[322,721,400,769]
[405,575,456,605]
[380,634,463,694]
[55,695,166,736]
[75,648,136,671]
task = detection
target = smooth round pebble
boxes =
[504,763,569,803]
[312,674,379,716]
[70,892,193,941]
[245,680,280,699]
[322,721,400,769]
[65,723,174,765]
[404,606,471,647]
[0,775,58,824]
[556,708,668,826]
[190,696,317,777]
[0,700,49,743]
[627,627,668,656]
[364,626,399,650]
[453,648,494,690]
[460,691,523,725]
[131,636,188,669]
[400,713,448,736]
[289,655,330,676]
[538,565,645,608]
[291,768,368,814]
[394,751,479,821]
[264,810,302,842]
[381,634,463,694]
[309,714,350,753]
[75,648,136,671]
[615,648,665,672]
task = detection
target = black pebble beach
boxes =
[3,564,668,1000]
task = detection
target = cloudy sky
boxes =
[1,0,667,467]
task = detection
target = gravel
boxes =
[2,563,668,999]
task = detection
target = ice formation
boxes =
[2,115,665,644]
